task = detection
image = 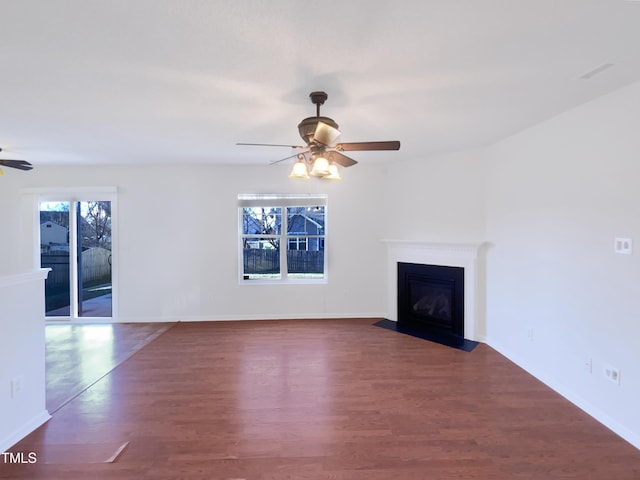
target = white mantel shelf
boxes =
[0,269,50,288]
[381,240,487,343]
[380,240,485,254]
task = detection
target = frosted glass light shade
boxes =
[322,163,341,180]
[289,160,309,179]
[310,156,330,177]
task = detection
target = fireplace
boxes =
[397,262,465,345]
[383,240,484,343]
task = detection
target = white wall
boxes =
[0,270,50,452]
[0,162,389,321]
[380,148,487,243]
[484,81,640,448]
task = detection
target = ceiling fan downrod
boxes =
[309,91,328,117]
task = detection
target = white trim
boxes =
[29,189,118,321]
[0,410,51,453]
[238,277,328,286]
[45,317,118,325]
[69,201,79,318]
[380,239,484,256]
[238,193,327,207]
[20,186,117,196]
[0,269,49,288]
[115,313,386,323]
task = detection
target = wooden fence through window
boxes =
[243,249,324,274]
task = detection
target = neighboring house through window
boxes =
[238,194,327,283]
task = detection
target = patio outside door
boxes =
[40,200,113,319]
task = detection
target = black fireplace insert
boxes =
[397,262,464,345]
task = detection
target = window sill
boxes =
[238,277,327,286]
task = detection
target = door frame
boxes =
[23,186,118,323]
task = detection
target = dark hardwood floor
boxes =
[3,318,640,479]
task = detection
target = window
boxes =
[239,194,327,283]
[288,237,307,251]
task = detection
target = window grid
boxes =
[239,201,326,283]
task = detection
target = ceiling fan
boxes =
[237,91,400,179]
[0,148,34,175]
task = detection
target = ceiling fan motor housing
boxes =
[298,116,339,144]
[297,91,340,144]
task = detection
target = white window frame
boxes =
[238,193,328,285]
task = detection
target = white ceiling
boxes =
[1,0,639,167]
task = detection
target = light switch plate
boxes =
[615,238,632,255]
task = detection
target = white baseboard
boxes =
[488,338,640,451]
[473,334,488,344]
[114,313,386,323]
[0,410,51,453]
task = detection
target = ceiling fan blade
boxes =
[335,141,400,151]
[237,142,306,149]
[0,159,34,171]
[328,151,358,168]
[313,121,341,146]
[269,150,310,165]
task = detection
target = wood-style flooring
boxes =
[45,322,175,413]
[3,318,640,479]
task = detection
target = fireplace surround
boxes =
[382,240,485,342]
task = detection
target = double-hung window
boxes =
[238,194,327,283]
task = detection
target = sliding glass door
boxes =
[40,199,113,319]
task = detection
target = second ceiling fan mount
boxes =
[237,91,400,179]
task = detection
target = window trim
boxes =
[238,194,328,285]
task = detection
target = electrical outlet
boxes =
[604,364,621,385]
[527,328,534,342]
[584,358,592,374]
[615,237,632,255]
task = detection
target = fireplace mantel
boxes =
[381,240,486,342]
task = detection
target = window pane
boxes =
[242,207,281,235]
[40,202,71,316]
[287,237,324,277]
[243,239,281,279]
[287,206,325,235]
[78,201,112,317]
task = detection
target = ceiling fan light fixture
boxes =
[322,163,341,180]
[310,156,330,177]
[289,160,310,179]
